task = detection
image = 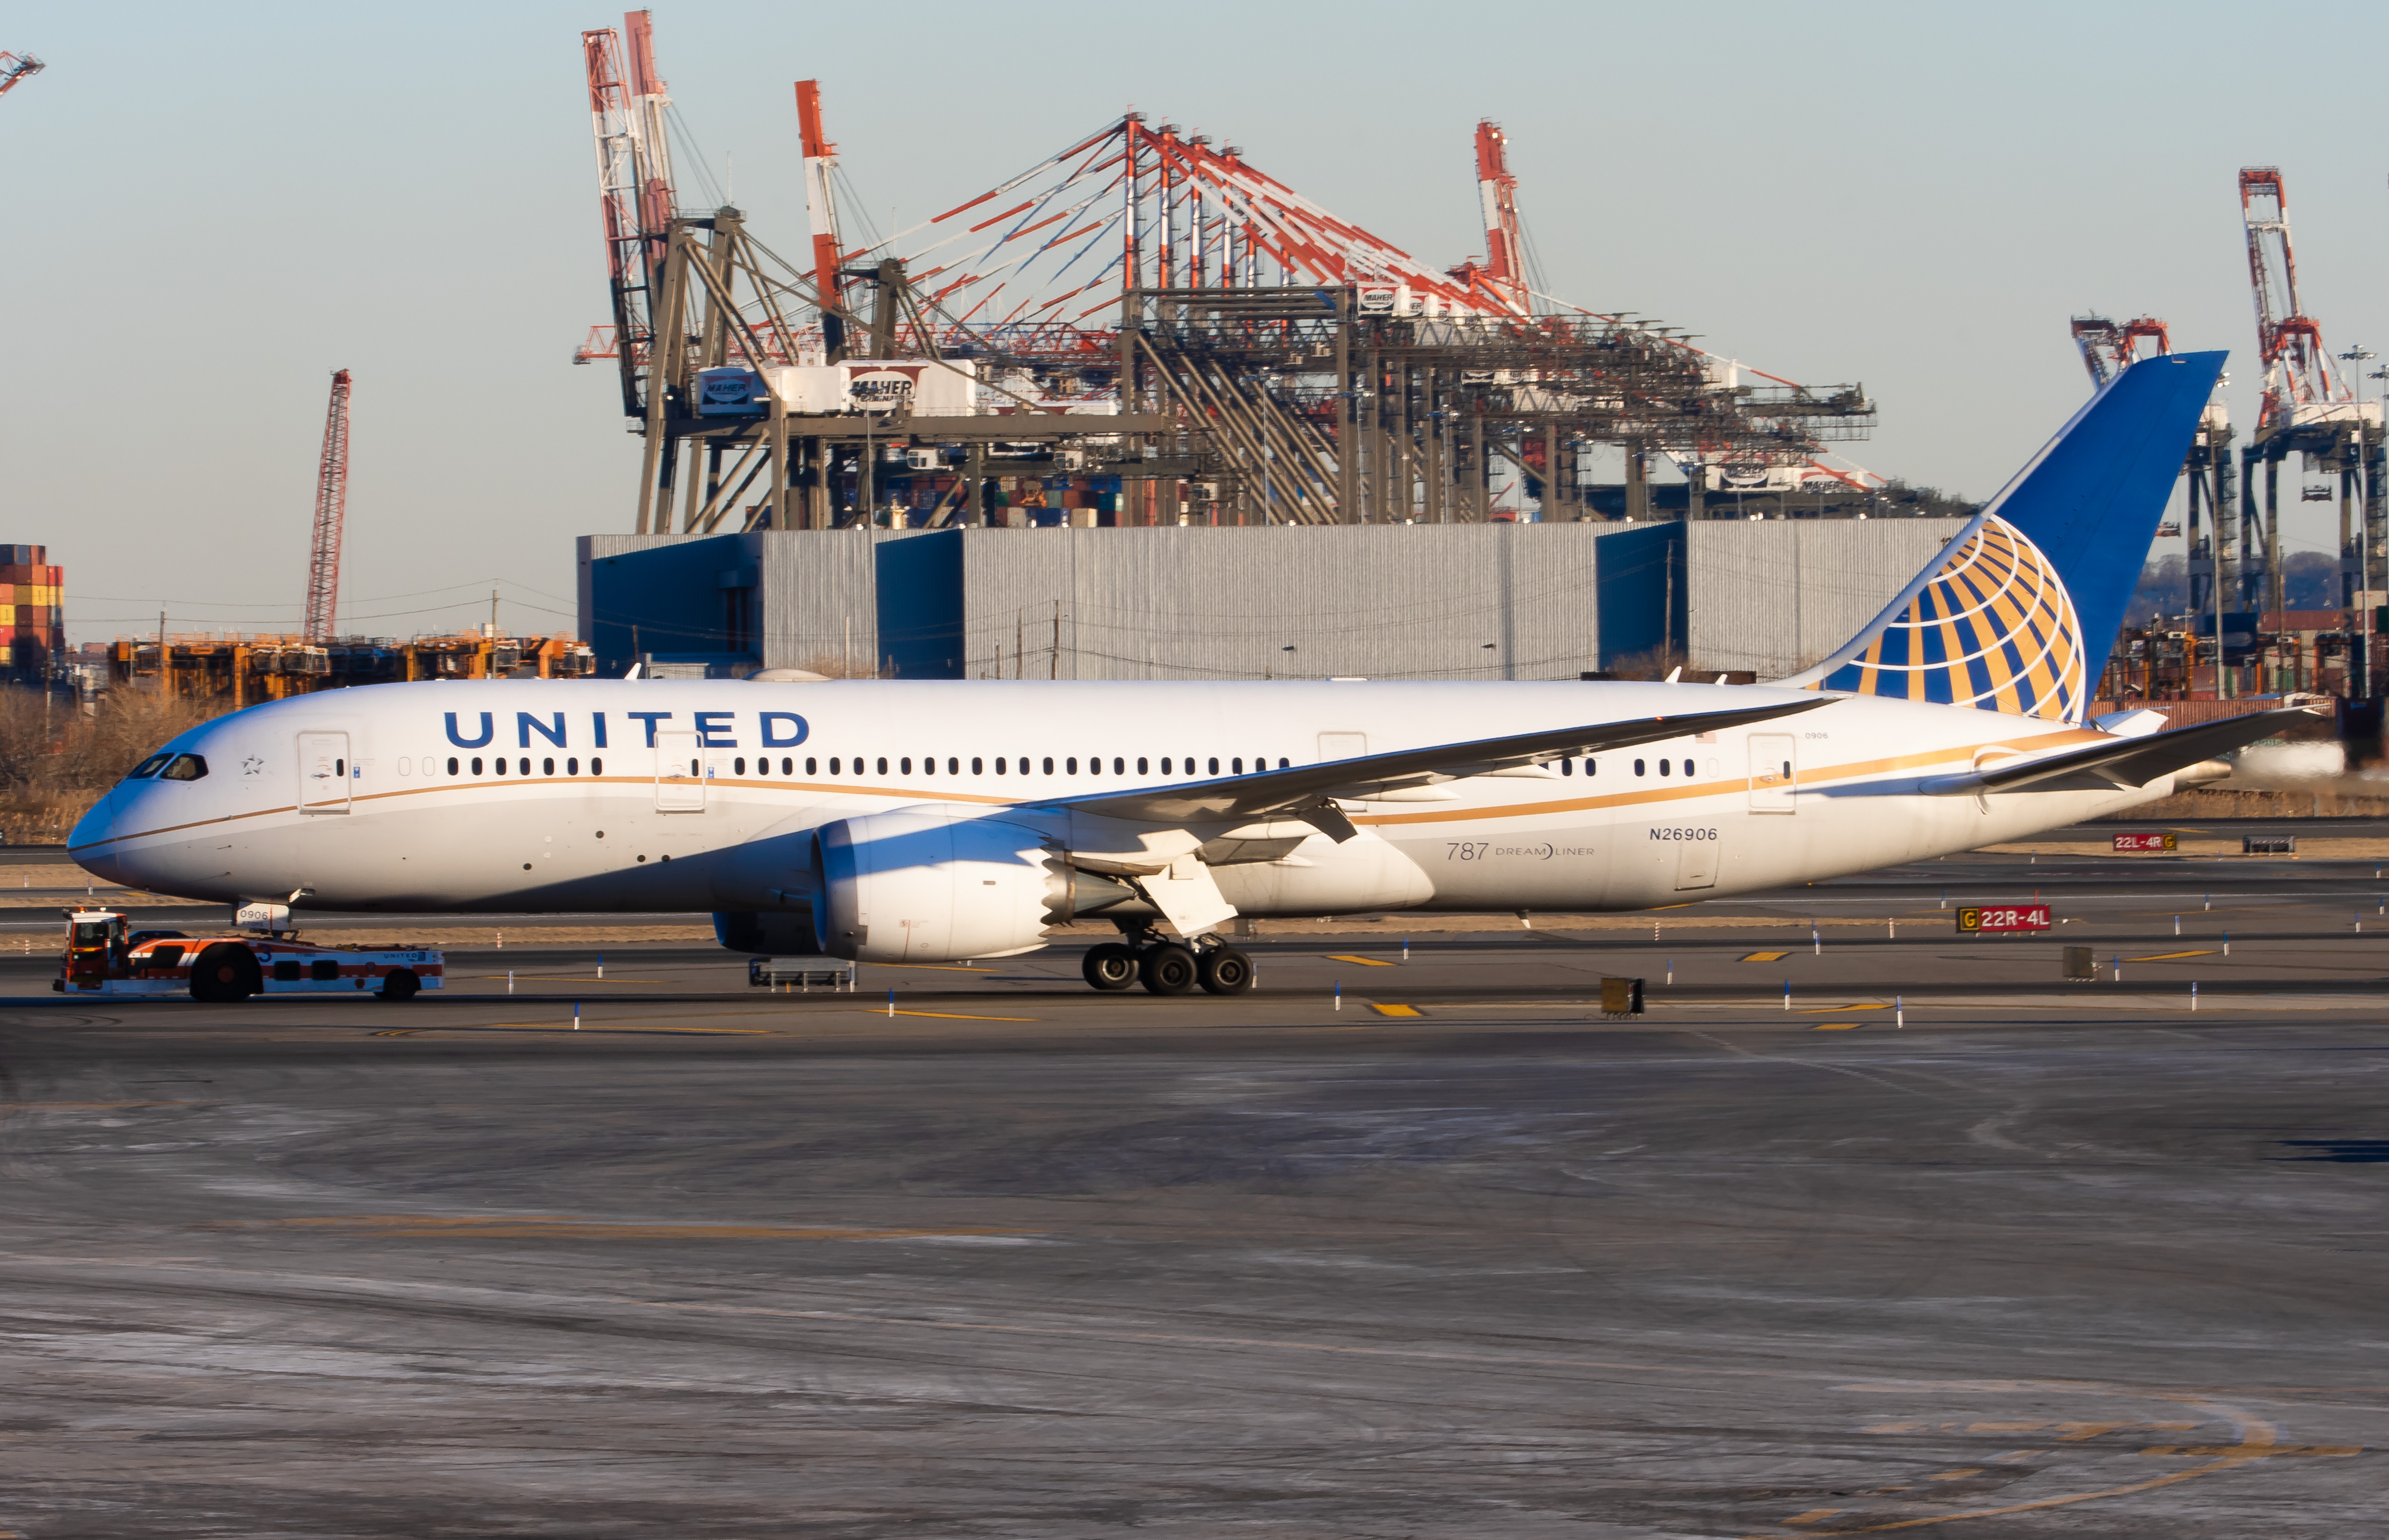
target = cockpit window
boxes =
[156,754,208,782]
[125,754,172,780]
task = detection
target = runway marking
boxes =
[206,1215,1026,1241]
[1794,1004,1888,1013]
[470,974,665,984]
[1784,1511,1841,1525]
[1927,1468,1984,1480]
[2,1100,199,1112]
[1812,1023,1860,1031]
[1325,954,1395,966]
[2122,950,2221,963]
[380,1022,776,1037]
[875,1009,1039,1022]
[1743,951,1791,961]
[860,963,992,972]
[1370,1003,1422,1017]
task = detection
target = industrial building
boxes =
[580,520,1965,683]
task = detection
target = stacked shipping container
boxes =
[0,544,64,677]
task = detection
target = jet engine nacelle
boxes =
[814,809,1131,963]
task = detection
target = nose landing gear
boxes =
[1084,923,1255,996]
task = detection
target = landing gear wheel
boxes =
[189,943,260,1002]
[1139,944,1199,996]
[1197,946,1254,996]
[1082,943,1138,992]
[377,969,420,1001]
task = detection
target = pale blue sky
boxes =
[6,1,2386,643]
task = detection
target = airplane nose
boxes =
[69,792,132,886]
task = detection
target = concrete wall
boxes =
[1684,519,1967,678]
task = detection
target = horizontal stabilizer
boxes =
[1049,697,1829,828]
[1930,707,2321,796]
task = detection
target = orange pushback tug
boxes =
[56,908,441,1001]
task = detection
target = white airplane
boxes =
[73,351,2301,997]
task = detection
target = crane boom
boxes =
[0,51,43,99]
[302,371,353,644]
[2239,166,2350,430]
[794,79,849,358]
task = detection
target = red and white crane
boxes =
[794,80,850,357]
[2239,166,2354,431]
[0,50,43,99]
[2070,314,2171,388]
[574,12,680,407]
[302,370,353,644]
[1446,120,1529,317]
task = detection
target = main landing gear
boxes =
[1081,923,1254,997]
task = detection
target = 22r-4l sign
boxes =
[1956,904,2051,933]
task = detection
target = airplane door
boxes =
[656,729,704,812]
[1673,840,1718,890]
[1318,732,1368,762]
[1748,734,1797,813]
[297,732,351,815]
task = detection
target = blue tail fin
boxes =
[1775,350,2225,724]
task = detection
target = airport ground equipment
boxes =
[54,909,442,1001]
[747,956,853,991]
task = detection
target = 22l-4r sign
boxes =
[1956,904,2052,933]
[2113,832,2178,852]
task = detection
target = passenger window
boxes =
[994,758,1006,775]
[805,757,816,774]
[1111,757,1123,774]
[875,757,888,775]
[1207,757,1219,774]
[1232,758,1243,774]
[335,758,345,776]
[733,757,745,776]
[158,753,208,781]
[1633,759,1644,777]
[567,757,579,775]
[971,757,982,774]
[690,759,700,776]
[126,753,172,780]
[1559,759,1573,776]
[591,757,603,775]
[1160,757,1171,774]
[471,757,484,775]
[1587,759,1596,776]
[1659,759,1671,777]
[1066,757,1078,774]
[900,757,912,775]
[495,758,508,776]
[545,757,557,776]
[1682,759,1695,777]
[829,757,840,774]
[447,757,460,776]
[1137,757,1148,774]
[1042,757,1054,774]
[519,758,530,777]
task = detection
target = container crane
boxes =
[302,371,353,643]
[2233,165,2383,647]
[1445,120,1528,317]
[795,80,851,360]
[2070,314,2171,387]
[0,51,42,99]
[577,13,680,415]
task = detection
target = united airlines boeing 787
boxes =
[72,352,2302,996]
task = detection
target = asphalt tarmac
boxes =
[2,841,2385,1536]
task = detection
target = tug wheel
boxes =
[189,943,260,1002]
[377,969,420,1001]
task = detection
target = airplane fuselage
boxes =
[73,678,2161,927]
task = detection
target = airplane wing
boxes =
[1048,697,1830,829]
[1955,707,2321,794]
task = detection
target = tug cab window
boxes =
[157,754,208,781]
